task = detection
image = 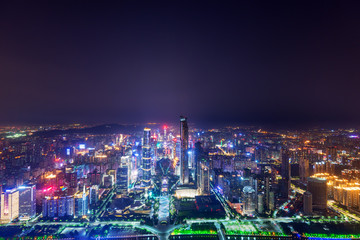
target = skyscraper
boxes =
[74,187,89,217]
[307,177,327,210]
[18,184,36,220]
[1,188,19,223]
[303,191,313,215]
[180,116,189,184]
[117,167,128,194]
[195,142,203,189]
[280,148,291,199]
[142,128,152,187]
[199,163,210,195]
[299,155,309,183]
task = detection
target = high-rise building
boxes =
[242,186,256,215]
[90,185,99,205]
[74,187,89,217]
[180,116,189,184]
[0,188,19,223]
[280,148,291,199]
[257,193,264,214]
[195,142,204,189]
[199,163,210,195]
[18,184,36,220]
[58,197,67,217]
[307,177,327,210]
[116,167,128,194]
[42,196,74,218]
[299,156,309,183]
[142,128,152,187]
[326,146,337,162]
[303,191,313,215]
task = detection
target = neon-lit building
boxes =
[0,188,19,223]
[142,128,152,187]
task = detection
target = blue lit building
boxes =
[18,184,36,219]
[142,128,152,187]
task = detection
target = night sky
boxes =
[1,1,360,127]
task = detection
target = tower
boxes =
[142,128,152,187]
[280,147,291,199]
[180,116,189,184]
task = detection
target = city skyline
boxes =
[2,1,360,239]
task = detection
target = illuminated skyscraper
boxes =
[195,142,203,189]
[142,128,152,187]
[74,187,89,217]
[280,148,291,199]
[117,167,128,194]
[18,184,36,220]
[1,188,19,223]
[180,116,189,184]
[199,163,210,195]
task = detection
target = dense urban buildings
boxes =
[1,120,360,239]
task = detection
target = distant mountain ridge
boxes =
[32,123,144,137]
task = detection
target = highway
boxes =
[291,184,360,222]
[327,200,360,222]
[211,183,236,219]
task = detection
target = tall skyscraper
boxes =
[1,188,19,223]
[299,155,309,183]
[199,163,210,195]
[142,128,152,187]
[303,191,313,215]
[116,167,128,194]
[74,187,89,217]
[195,142,203,189]
[180,116,189,184]
[90,185,99,206]
[307,177,327,210]
[280,148,291,199]
[18,184,36,220]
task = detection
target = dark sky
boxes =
[1,1,360,127]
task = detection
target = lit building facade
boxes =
[142,128,152,187]
[18,184,36,219]
[180,116,189,184]
[0,188,19,223]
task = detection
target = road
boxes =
[291,184,360,222]
[95,187,115,219]
[211,183,235,219]
[328,200,360,222]
[215,222,225,240]
[143,224,183,240]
